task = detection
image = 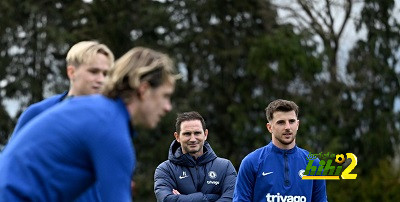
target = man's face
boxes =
[68,53,110,95]
[174,120,208,158]
[266,110,299,149]
[135,82,175,129]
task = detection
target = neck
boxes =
[67,87,77,97]
[272,139,295,150]
[185,149,203,159]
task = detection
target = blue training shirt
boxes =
[0,95,135,201]
[6,92,102,202]
[11,92,68,137]
[234,142,327,202]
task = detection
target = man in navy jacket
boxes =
[154,111,237,201]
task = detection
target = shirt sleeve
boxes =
[216,160,237,202]
[312,179,328,202]
[233,155,256,202]
[87,121,134,202]
[154,162,177,201]
[154,163,213,202]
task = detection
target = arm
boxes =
[312,179,328,202]
[216,160,237,202]
[233,157,256,202]
[89,124,133,202]
[154,164,215,202]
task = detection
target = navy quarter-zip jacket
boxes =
[154,140,237,202]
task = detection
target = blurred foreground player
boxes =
[0,47,179,201]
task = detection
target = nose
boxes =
[164,100,172,112]
[96,72,106,84]
[189,134,196,142]
[97,73,106,83]
[284,121,291,130]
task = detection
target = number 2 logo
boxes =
[341,153,357,179]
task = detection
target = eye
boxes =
[89,69,99,74]
[277,120,285,125]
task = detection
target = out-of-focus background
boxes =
[1,0,399,201]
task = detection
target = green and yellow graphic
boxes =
[302,153,358,180]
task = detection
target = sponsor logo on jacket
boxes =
[266,193,306,202]
[207,170,219,185]
[207,180,219,185]
[208,171,217,179]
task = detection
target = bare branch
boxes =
[337,0,353,39]
[296,0,329,44]
[325,0,335,37]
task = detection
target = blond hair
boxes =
[102,47,179,100]
[66,41,114,68]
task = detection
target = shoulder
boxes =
[56,95,123,120]
[238,145,270,173]
[155,160,179,178]
[156,160,172,169]
[295,146,321,163]
[213,157,236,173]
[243,145,271,163]
[36,95,128,135]
[13,93,67,132]
[22,93,66,115]
[295,146,314,159]
[296,147,310,156]
[212,157,233,167]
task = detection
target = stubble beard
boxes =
[276,133,296,146]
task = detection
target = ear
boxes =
[204,129,208,140]
[67,65,76,80]
[266,123,272,133]
[174,132,180,142]
[137,82,150,100]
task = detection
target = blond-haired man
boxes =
[11,40,114,135]
[0,47,179,201]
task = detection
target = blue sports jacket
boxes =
[0,95,135,202]
[11,92,68,136]
[233,142,327,202]
[154,140,237,202]
[6,92,101,202]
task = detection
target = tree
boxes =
[0,0,75,144]
[346,0,400,173]
[133,0,279,198]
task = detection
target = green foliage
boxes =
[0,0,399,200]
[346,0,400,173]
[328,158,400,202]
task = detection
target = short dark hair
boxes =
[175,111,206,133]
[265,99,299,122]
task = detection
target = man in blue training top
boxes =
[10,40,114,137]
[233,99,327,202]
[154,111,237,201]
[4,40,114,202]
[0,47,179,201]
